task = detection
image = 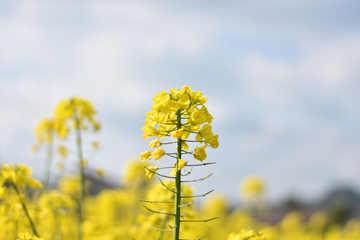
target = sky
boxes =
[1,0,360,205]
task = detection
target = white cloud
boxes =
[1,0,360,203]
[239,54,295,105]
[301,35,360,87]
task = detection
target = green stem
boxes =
[12,183,40,237]
[42,136,54,191]
[173,109,182,240]
[74,111,85,240]
[55,208,63,240]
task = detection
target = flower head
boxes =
[145,166,159,179]
[169,159,187,176]
[241,176,266,200]
[205,135,219,149]
[141,151,152,161]
[227,229,266,240]
[34,118,54,144]
[194,145,207,162]
[95,168,105,178]
[0,164,42,189]
[141,86,218,179]
[54,96,101,139]
[151,148,166,160]
[171,129,184,139]
[149,139,162,148]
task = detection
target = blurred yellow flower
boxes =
[227,228,266,240]
[34,118,54,144]
[92,141,99,150]
[241,176,266,200]
[81,159,88,168]
[95,168,105,178]
[58,145,68,158]
[0,164,42,189]
[53,96,101,139]
[57,162,65,171]
[18,232,32,240]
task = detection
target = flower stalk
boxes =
[53,97,101,240]
[174,109,182,240]
[12,183,39,238]
[42,137,53,190]
[140,86,219,240]
[74,110,85,240]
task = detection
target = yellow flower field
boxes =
[1,86,359,240]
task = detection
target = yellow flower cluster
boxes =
[227,229,266,240]
[39,190,75,211]
[141,86,216,141]
[58,175,88,199]
[18,232,44,240]
[54,96,101,139]
[241,176,266,200]
[34,118,54,145]
[1,160,360,240]
[0,164,42,191]
[141,86,219,178]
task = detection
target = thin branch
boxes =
[140,199,175,204]
[183,130,198,134]
[143,205,175,216]
[157,134,170,137]
[181,189,214,198]
[180,217,219,223]
[158,166,175,170]
[144,166,176,179]
[165,154,177,159]
[181,150,194,155]
[184,140,204,143]
[148,225,174,232]
[179,235,206,240]
[162,141,177,145]
[159,179,177,193]
[186,162,216,167]
[181,167,193,176]
[181,173,213,183]
[159,129,176,133]
[179,201,193,207]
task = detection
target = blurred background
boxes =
[0,0,360,211]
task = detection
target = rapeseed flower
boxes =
[151,148,166,160]
[53,96,100,139]
[141,151,152,161]
[241,176,265,200]
[193,145,207,162]
[0,164,42,190]
[95,168,105,178]
[149,139,162,148]
[227,228,266,240]
[140,86,219,240]
[145,166,159,179]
